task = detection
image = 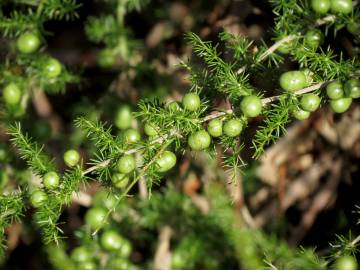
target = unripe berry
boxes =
[326,81,344,100]
[156,151,177,172]
[188,130,211,150]
[2,83,22,105]
[223,119,243,137]
[182,93,201,111]
[207,119,223,138]
[30,190,47,208]
[64,149,80,167]
[300,93,321,112]
[111,173,129,189]
[240,95,262,117]
[292,108,311,120]
[115,106,133,130]
[330,97,352,113]
[16,32,41,54]
[43,171,60,189]
[117,155,136,174]
[280,71,307,91]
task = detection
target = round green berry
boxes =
[277,41,292,54]
[119,239,132,258]
[64,149,80,167]
[305,29,324,49]
[100,230,124,252]
[280,71,307,91]
[300,93,321,112]
[156,151,177,172]
[115,106,133,130]
[188,130,211,150]
[3,83,22,105]
[330,97,352,113]
[223,119,243,137]
[344,79,360,99]
[182,93,201,111]
[98,49,116,68]
[111,173,129,189]
[123,128,141,143]
[92,191,118,210]
[85,207,107,229]
[43,171,60,189]
[326,81,344,100]
[71,246,92,263]
[117,155,136,174]
[292,108,311,120]
[207,119,223,138]
[79,261,97,270]
[167,101,181,111]
[335,255,358,270]
[347,22,360,35]
[240,95,262,117]
[44,58,62,78]
[144,123,158,137]
[330,0,353,14]
[16,32,41,54]
[311,0,331,14]
[30,190,47,208]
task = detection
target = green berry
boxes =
[92,191,118,209]
[188,130,211,150]
[311,0,331,14]
[144,123,158,137]
[117,155,136,174]
[43,171,60,189]
[277,41,292,54]
[335,255,358,270]
[98,49,116,68]
[119,239,132,258]
[64,149,80,167]
[16,32,41,54]
[123,128,141,143]
[326,81,344,99]
[207,119,223,138]
[3,83,22,105]
[71,246,92,262]
[344,79,360,99]
[44,58,62,78]
[305,29,324,49]
[280,71,307,91]
[85,207,107,229]
[167,101,181,111]
[115,106,133,130]
[111,173,129,189]
[100,230,124,252]
[292,108,311,120]
[30,190,47,208]
[300,93,321,112]
[240,95,262,117]
[182,93,201,111]
[156,151,177,172]
[330,97,352,113]
[79,261,97,270]
[223,119,243,137]
[330,0,353,14]
[347,22,360,35]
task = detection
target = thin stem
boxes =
[237,35,298,74]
